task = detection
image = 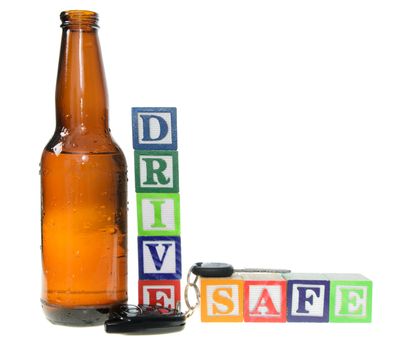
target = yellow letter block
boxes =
[200,276,244,322]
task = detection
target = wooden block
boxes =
[283,273,330,322]
[138,280,181,309]
[132,107,177,150]
[135,150,179,193]
[138,236,181,280]
[136,193,180,236]
[326,273,372,323]
[200,275,244,322]
[242,273,287,322]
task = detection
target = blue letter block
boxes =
[132,107,177,150]
[284,273,330,322]
[138,236,182,280]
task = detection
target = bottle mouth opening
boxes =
[60,10,99,29]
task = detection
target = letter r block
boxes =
[138,280,181,309]
[243,273,287,322]
[200,276,244,322]
[138,236,181,280]
[136,193,180,236]
[284,273,330,322]
[132,107,177,150]
[326,274,372,323]
[135,150,179,193]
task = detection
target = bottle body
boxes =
[41,11,127,326]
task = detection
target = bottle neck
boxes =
[55,23,108,132]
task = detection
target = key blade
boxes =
[234,268,291,274]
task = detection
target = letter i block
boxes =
[135,150,179,193]
[284,273,330,322]
[200,275,244,322]
[132,107,177,150]
[138,280,181,309]
[136,193,180,236]
[138,236,181,280]
[326,274,372,323]
[243,273,287,322]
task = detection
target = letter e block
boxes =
[138,236,181,280]
[326,273,372,323]
[132,107,177,150]
[243,273,287,322]
[200,276,244,322]
[284,273,330,322]
[138,280,181,309]
[136,193,180,236]
[135,150,179,193]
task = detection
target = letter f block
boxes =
[132,107,177,150]
[284,273,330,322]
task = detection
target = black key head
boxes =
[191,262,234,278]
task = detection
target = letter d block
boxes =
[284,273,330,322]
[243,273,287,322]
[138,280,181,309]
[326,274,372,323]
[136,193,180,236]
[135,150,179,193]
[200,276,244,322]
[132,107,177,150]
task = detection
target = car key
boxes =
[104,304,186,334]
[191,262,291,278]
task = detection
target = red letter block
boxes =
[138,280,181,309]
[243,273,287,322]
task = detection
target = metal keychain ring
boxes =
[187,264,199,286]
[184,282,200,318]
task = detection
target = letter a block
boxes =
[138,236,181,280]
[243,273,287,322]
[136,193,180,236]
[138,280,181,309]
[326,274,372,323]
[135,150,179,193]
[200,275,244,322]
[284,273,330,322]
[132,107,177,150]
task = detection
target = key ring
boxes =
[184,264,200,318]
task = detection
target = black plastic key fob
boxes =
[105,304,186,334]
[191,262,234,278]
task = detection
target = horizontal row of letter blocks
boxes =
[200,273,372,323]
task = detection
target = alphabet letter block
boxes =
[135,150,179,193]
[200,275,244,322]
[136,193,180,236]
[138,280,181,309]
[138,236,181,280]
[132,107,177,150]
[243,273,287,322]
[284,273,330,322]
[326,273,372,323]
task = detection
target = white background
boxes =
[0,0,399,348]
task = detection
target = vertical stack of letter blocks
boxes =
[132,108,181,310]
[201,273,372,323]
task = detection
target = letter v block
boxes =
[135,150,179,193]
[138,236,181,279]
[284,273,330,322]
[243,273,287,322]
[132,107,177,150]
[136,193,180,236]
[138,280,181,309]
[326,273,372,323]
[200,275,244,322]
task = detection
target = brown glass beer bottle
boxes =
[40,10,127,326]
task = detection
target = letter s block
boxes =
[138,280,181,309]
[284,273,330,322]
[326,273,372,323]
[132,107,177,150]
[200,276,244,322]
[135,150,179,193]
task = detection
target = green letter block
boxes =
[136,193,180,236]
[135,150,179,193]
[327,274,372,323]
